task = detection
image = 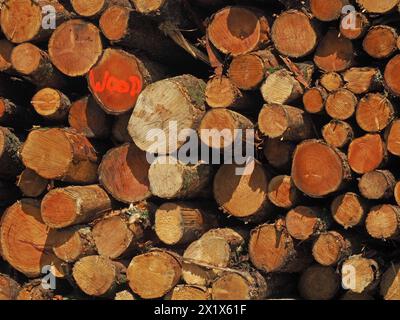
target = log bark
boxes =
[322,120,354,148]
[343,67,383,94]
[366,204,400,240]
[303,86,327,114]
[358,170,395,200]
[320,72,343,92]
[298,265,340,300]
[267,175,299,209]
[31,88,71,121]
[331,192,367,229]
[380,263,400,300]
[0,274,20,300]
[363,26,398,59]
[16,168,49,198]
[0,127,23,180]
[312,231,354,266]
[325,89,357,121]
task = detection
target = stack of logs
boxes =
[1,0,400,301]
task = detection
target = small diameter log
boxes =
[343,67,383,95]
[299,265,340,300]
[115,290,135,300]
[303,86,327,114]
[21,128,99,183]
[312,231,353,266]
[41,185,112,229]
[359,170,395,200]
[68,96,111,139]
[228,50,279,90]
[112,114,132,143]
[310,0,348,21]
[73,255,125,297]
[207,6,270,56]
[17,168,49,198]
[322,120,354,148]
[292,140,351,198]
[271,10,318,58]
[386,119,400,156]
[249,220,311,273]
[127,250,182,299]
[259,104,312,141]
[331,193,367,229]
[363,26,398,59]
[325,89,357,121]
[380,263,400,300]
[384,54,400,97]
[155,202,215,246]
[314,29,354,72]
[0,40,14,73]
[320,72,343,92]
[167,285,210,300]
[286,206,329,241]
[356,0,400,14]
[339,12,369,40]
[98,143,151,204]
[49,19,103,77]
[11,43,66,89]
[31,88,71,121]
[0,127,23,179]
[17,280,54,300]
[52,226,96,263]
[348,134,386,174]
[88,48,162,115]
[341,255,380,294]
[267,175,299,209]
[0,274,21,300]
[366,204,400,240]
[0,199,63,278]
[128,75,206,154]
[213,162,270,223]
[263,138,295,171]
[261,70,303,105]
[70,0,125,17]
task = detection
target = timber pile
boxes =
[1,0,400,301]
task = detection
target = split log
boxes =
[348,134,386,174]
[115,290,135,300]
[167,285,210,300]
[356,0,400,14]
[98,143,151,204]
[322,120,354,148]
[112,113,132,143]
[363,26,398,59]
[0,127,23,180]
[291,140,351,198]
[320,72,343,92]
[263,138,295,171]
[49,19,103,77]
[325,89,357,121]
[16,169,49,198]
[267,175,299,209]
[0,274,20,300]
[21,128,99,183]
[339,12,369,40]
[358,170,395,200]
[41,185,112,229]
[127,250,182,299]
[128,75,206,154]
[303,86,327,114]
[0,199,63,278]
[298,265,340,300]
[343,67,383,94]
[310,0,348,21]
[380,263,400,300]
[384,54,400,96]
[68,96,111,139]
[331,192,367,229]
[259,104,313,141]
[17,280,54,300]
[366,204,400,240]
[312,231,354,266]
[31,88,71,121]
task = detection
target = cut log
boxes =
[298,265,340,300]
[17,169,49,198]
[386,119,400,156]
[0,127,23,180]
[49,19,103,77]
[0,274,20,300]
[98,143,151,204]
[167,285,210,300]
[201,227,247,251]
[259,104,312,141]
[31,88,71,121]
[331,192,367,229]
[395,182,400,206]
[322,120,354,148]
[340,12,369,40]
[228,50,279,90]
[21,128,99,183]
[0,199,63,278]
[348,134,386,174]
[17,280,54,300]
[320,72,343,92]
[112,113,132,143]
[70,0,131,17]
[303,86,327,114]
[285,206,330,241]
[358,170,395,200]
[356,0,400,14]
[366,204,400,240]
[363,26,398,59]
[73,255,125,297]
[271,10,318,58]
[128,75,206,154]
[207,7,270,56]
[52,226,96,263]
[384,54,400,96]
[213,162,270,223]
[41,185,112,229]
[325,89,357,121]
[115,290,135,300]
[343,67,383,95]
[261,69,303,105]
[312,231,353,266]
[68,96,111,139]
[263,138,295,171]
[267,175,299,209]
[314,29,354,72]
[380,263,400,300]
[310,0,348,21]
[11,43,66,89]
[292,140,351,198]
[127,250,182,299]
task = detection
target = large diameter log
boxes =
[310,0,348,21]
[366,204,400,240]
[298,265,340,300]
[127,250,182,299]
[0,274,21,300]
[98,143,151,204]
[331,193,367,229]
[207,7,270,56]
[292,140,351,198]
[343,67,382,95]
[380,263,400,300]
[0,127,23,179]
[312,231,354,266]
[167,285,210,300]
[363,26,398,59]
[31,88,71,121]
[128,75,206,154]
[49,19,103,77]
[17,168,49,198]
[0,199,63,278]
[325,89,357,120]
[356,0,400,14]
[384,54,400,96]
[322,120,354,149]
[21,128,99,183]
[271,10,317,58]
[41,185,112,229]
[358,170,395,200]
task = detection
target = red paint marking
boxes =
[89,70,142,97]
